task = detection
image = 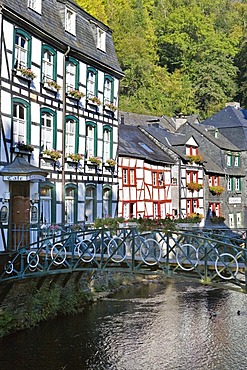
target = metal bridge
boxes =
[0,226,247,293]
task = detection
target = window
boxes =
[236,213,242,228]
[122,168,136,186]
[153,203,160,218]
[123,202,135,219]
[65,116,79,155]
[186,199,199,215]
[42,46,57,83]
[41,109,56,151]
[85,186,96,223]
[104,76,114,105]
[209,175,220,186]
[234,155,240,167]
[13,29,31,70]
[226,154,232,167]
[65,7,76,35]
[87,67,98,98]
[209,203,220,217]
[186,171,198,183]
[28,0,42,14]
[40,185,53,224]
[97,28,106,51]
[66,58,79,91]
[86,122,97,159]
[103,126,113,162]
[103,187,112,218]
[186,145,198,156]
[229,214,234,228]
[13,98,30,145]
[152,171,164,187]
[235,178,241,192]
[65,184,77,224]
[227,177,233,191]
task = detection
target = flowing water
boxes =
[1,280,247,370]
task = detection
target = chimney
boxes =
[225,102,240,109]
[120,115,124,125]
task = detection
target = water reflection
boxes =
[1,280,247,370]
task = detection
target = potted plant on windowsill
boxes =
[209,185,225,196]
[88,156,102,166]
[87,96,101,106]
[210,215,225,224]
[13,141,34,153]
[187,182,203,192]
[16,67,36,80]
[67,89,85,99]
[104,103,117,112]
[186,154,203,165]
[44,80,61,92]
[66,153,83,163]
[42,148,61,161]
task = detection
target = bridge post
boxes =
[202,243,211,285]
[244,232,247,292]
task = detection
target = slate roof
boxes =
[119,111,177,132]
[118,125,175,165]
[202,106,247,150]
[1,0,123,77]
[178,122,240,151]
[0,156,48,179]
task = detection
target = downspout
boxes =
[62,46,70,224]
[178,158,181,217]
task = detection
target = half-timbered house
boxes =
[0,0,123,251]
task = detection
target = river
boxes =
[1,279,247,370]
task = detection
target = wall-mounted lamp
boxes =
[2,192,10,204]
[31,192,39,204]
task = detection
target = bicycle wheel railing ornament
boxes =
[51,242,67,265]
[214,252,239,280]
[140,238,162,266]
[107,236,127,262]
[75,238,96,263]
[175,243,199,271]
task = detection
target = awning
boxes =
[0,156,48,182]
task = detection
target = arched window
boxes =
[86,122,97,159]
[66,57,79,91]
[65,184,77,224]
[85,185,96,223]
[103,186,112,218]
[65,116,79,155]
[13,29,32,70]
[12,98,31,145]
[103,125,113,162]
[86,67,98,98]
[40,182,55,224]
[40,108,56,151]
[104,75,114,105]
[41,45,57,83]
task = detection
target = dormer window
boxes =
[97,28,106,52]
[65,7,76,35]
[28,0,42,14]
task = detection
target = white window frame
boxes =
[66,61,76,91]
[66,119,75,155]
[97,28,106,52]
[85,187,95,223]
[15,34,28,69]
[65,7,76,35]
[104,79,111,105]
[42,50,53,82]
[236,213,242,228]
[40,188,52,225]
[235,178,241,192]
[41,112,52,150]
[87,71,96,98]
[65,187,75,224]
[103,188,111,218]
[28,0,42,14]
[13,103,26,144]
[86,125,95,159]
[229,213,234,228]
[103,129,110,162]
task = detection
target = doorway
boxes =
[9,182,30,250]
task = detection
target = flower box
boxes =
[87,96,101,106]
[209,186,225,196]
[186,154,203,165]
[16,67,36,80]
[13,141,34,154]
[43,80,61,92]
[187,182,203,192]
[88,156,101,166]
[67,89,85,99]
[42,149,61,161]
[66,153,83,163]
[104,103,117,112]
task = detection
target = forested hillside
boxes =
[76,0,247,119]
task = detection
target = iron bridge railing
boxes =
[0,226,247,293]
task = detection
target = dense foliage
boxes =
[76,0,247,118]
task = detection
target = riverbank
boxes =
[0,271,166,338]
